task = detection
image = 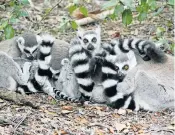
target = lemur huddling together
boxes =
[0,26,174,111]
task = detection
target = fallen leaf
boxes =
[61,110,73,114]
[126,109,133,113]
[75,116,89,125]
[62,106,73,111]
[138,129,144,134]
[123,128,129,134]
[95,128,105,135]
[112,113,120,118]
[109,127,115,134]
[0,99,4,103]
[57,130,68,135]
[95,106,106,111]
[115,122,127,132]
[117,108,127,115]
[112,32,121,38]
[132,124,143,132]
[44,110,58,116]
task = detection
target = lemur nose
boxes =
[28,56,34,60]
[87,44,94,50]
[118,71,124,77]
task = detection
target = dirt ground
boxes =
[0,0,174,135]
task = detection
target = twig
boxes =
[13,112,29,133]
[40,0,63,22]
[75,8,114,26]
[87,123,112,130]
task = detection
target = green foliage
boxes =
[122,9,132,26]
[4,25,15,39]
[70,21,78,30]
[0,0,29,40]
[168,0,174,6]
[68,4,77,14]
[101,0,119,10]
[79,6,88,17]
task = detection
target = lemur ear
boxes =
[36,35,42,45]
[77,27,84,40]
[16,37,25,51]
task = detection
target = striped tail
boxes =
[108,93,137,111]
[53,88,79,102]
[69,38,94,98]
[110,38,166,63]
[101,58,120,103]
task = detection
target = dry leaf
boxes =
[123,128,129,134]
[0,99,4,103]
[61,110,73,114]
[109,127,115,134]
[126,109,133,113]
[95,128,105,135]
[44,110,58,116]
[112,113,120,118]
[115,122,127,132]
[75,117,88,124]
[138,129,144,134]
[95,106,106,111]
[58,130,68,135]
[117,108,127,115]
[62,106,73,111]
[112,32,121,38]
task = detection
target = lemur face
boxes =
[114,51,137,82]
[115,61,130,81]
[77,26,101,54]
[16,34,42,60]
[23,46,39,60]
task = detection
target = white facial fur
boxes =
[77,26,101,55]
[114,51,137,76]
[16,37,25,52]
[16,35,40,59]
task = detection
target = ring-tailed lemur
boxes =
[69,26,106,99]
[16,34,79,102]
[0,51,31,91]
[15,32,71,70]
[54,49,137,104]
[101,38,174,111]
[53,58,81,99]
[7,32,42,60]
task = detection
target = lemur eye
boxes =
[24,49,30,54]
[92,37,97,43]
[83,38,88,44]
[122,64,129,70]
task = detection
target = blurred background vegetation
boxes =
[0,0,174,53]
